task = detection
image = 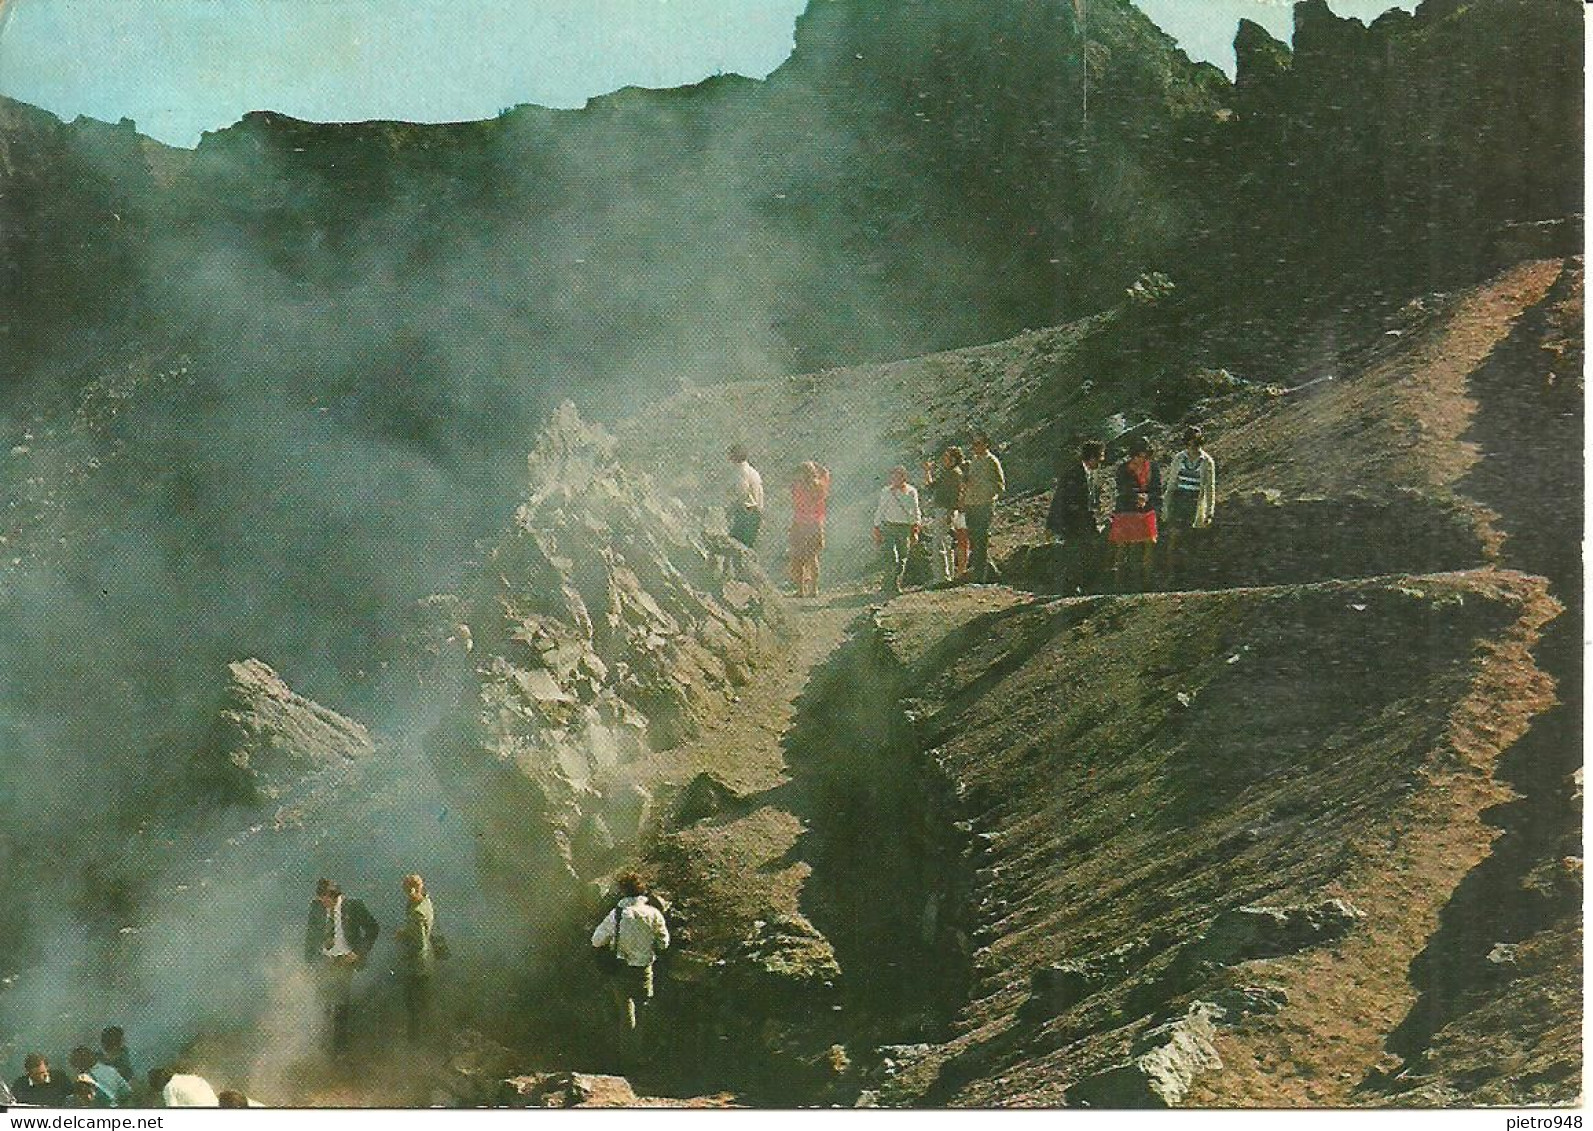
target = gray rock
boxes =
[1067,1004,1223,1108]
[427,403,786,886]
[1486,942,1519,968]
[1186,899,1365,970]
[1199,984,1289,1020]
[600,781,653,843]
[195,658,374,805]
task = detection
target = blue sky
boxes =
[0,0,1416,148]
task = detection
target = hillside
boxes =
[595,257,1582,1106]
[0,0,1580,1109]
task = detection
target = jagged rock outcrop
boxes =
[193,658,374,804]
[430,404,786,888]
[1066,1004,1225,1109]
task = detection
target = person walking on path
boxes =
[1045,440,1107,594]
[725,444,765,549]
[304,878,380,1053]
[1161,426,1217,583]
[923,447,968,582]
[1108,435,1161,592]
[395,873,439,1045]
[787,461,831,597]
[590,872,671,1034]
[963,433,1006,583]
[872,465,923,594]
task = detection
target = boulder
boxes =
[194,658,374,805]
[732,914,842,1001]
[1184,899,1365,971]
[1066,1004,1223,1109]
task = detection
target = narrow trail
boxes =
[613,588,873,799]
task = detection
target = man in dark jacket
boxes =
[1045,440,1106,593]
[305,878,380,1052]
[12,1053,74,1106]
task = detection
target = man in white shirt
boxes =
[591,871,671,1033]
[147,1066,220,1108]
[303,878,380,1053]
[725,444,765,548]
[872,465,923,594]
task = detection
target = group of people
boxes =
[884,432,1007,592]
[6,873,444,1109]
[8,1027,257,1109]
[1045,426,1217,593]
[303,873,441,1052]
[723,425,1214,599]
[722,434,1009,598]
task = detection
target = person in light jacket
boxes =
[591,871,671,1032]
[872,465,923,594]
[395,873,438,1044]
[1161,426,1217,582]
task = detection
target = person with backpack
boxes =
[590,871,671,1033]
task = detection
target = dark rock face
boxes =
[730,914,842,1001]
[194,657,375,805]
[1186,899,1366,972]
[674,771,741,826]
[430,404,786,888]
[1195,0,1583,374]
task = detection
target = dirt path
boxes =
[613,589,872,799]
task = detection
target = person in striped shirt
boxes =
[1161,426,1217,583]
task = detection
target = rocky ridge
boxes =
[427,403,789,890]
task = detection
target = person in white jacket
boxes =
[872,465,923,594]
[1162,426,1217,581]
[591,871,671,1032]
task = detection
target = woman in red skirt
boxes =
[788,460,831,597]
[1108,436,1161,591]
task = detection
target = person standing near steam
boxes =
[591,871,670,1035]
[872,465,923,595]
[726,444,765,548]
[304,878,379,1053]
[395,873,439,1044]
[788,461,831,597]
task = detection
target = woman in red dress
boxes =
[1108,436,1161,592]
[789,461,831,597]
